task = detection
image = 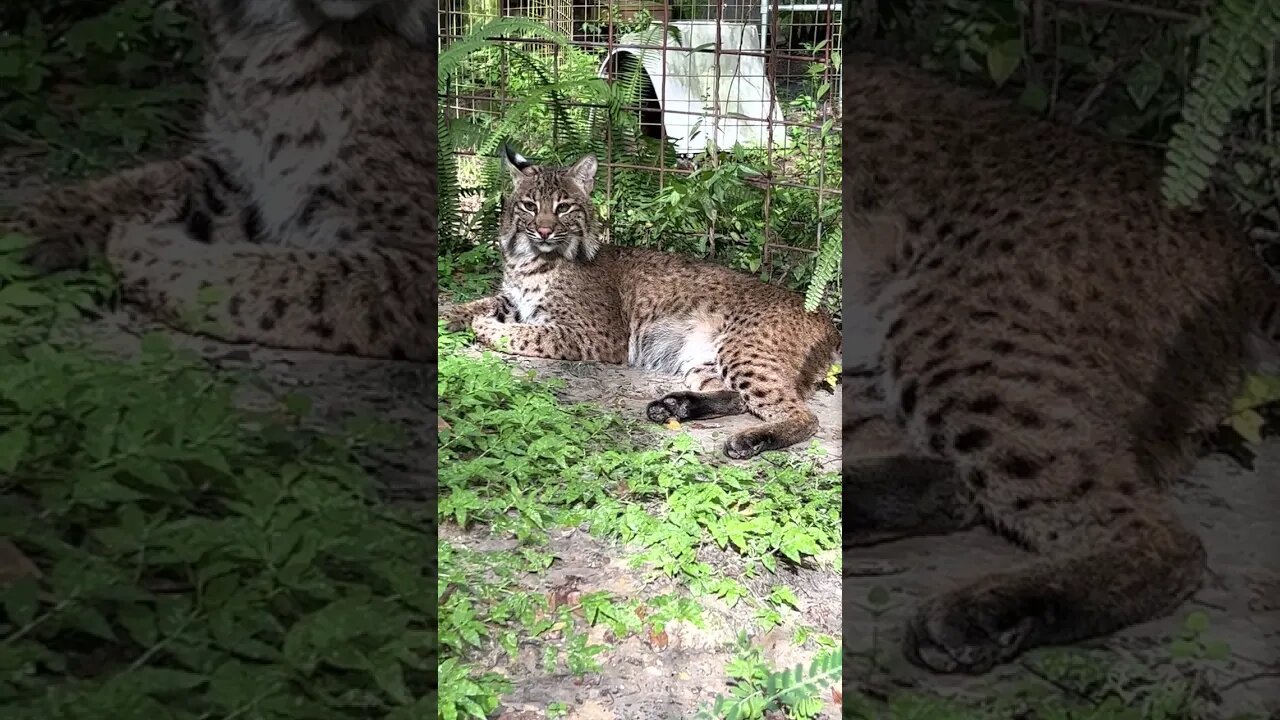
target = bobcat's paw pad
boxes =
[646,394,693,423]
[904,589,1042,674]
[22,234,89,274]
[724,429,773,460]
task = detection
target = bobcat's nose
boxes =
[536,227,554,239]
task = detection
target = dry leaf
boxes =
[648,629,669,650]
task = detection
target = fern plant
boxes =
[437,18,575,252]
[438,18,841,320]
[804,226,841,312]
[692,640,840,720]
[1162,0,1280,208]
[438,20,676,254]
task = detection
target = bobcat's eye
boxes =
[555,202,575,215]
[518,199,537,213]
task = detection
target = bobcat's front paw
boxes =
[439,308,472,333]
[904,584,1046,674]
[492,295,515,322]
[470,314,509,348]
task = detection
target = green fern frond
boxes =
[803,227,841,312]
[505,49,585,155]
[438,18,570,80]
[692,649,840,720]
[437,111,462,252]
[1161,0,1280,208]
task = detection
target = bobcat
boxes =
[843,54,1280,674]
[1,0,437,361]
[441,149,841,460]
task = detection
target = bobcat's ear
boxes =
[567,154,598,195]
[503,145,535,180]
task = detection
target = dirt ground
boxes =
[441,353,843,720]
[441,523,841,720]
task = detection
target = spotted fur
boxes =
[442,149,840,460]
[844,54,1280,674]
[2,0,436,360]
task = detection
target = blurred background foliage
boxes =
[851,0,1280,265]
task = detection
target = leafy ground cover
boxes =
[0,234,436,719]
[437,253,843,719]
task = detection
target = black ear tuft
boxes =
[503,144,533,171]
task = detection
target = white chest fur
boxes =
[501,273,549,324]
[205,35,355,247]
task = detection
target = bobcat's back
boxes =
[845,55,1268,478]
[843,55,1278,675]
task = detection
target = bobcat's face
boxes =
[500,150,602,262]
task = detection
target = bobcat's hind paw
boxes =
[904,585,1044,674]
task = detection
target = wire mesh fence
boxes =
[438,0,842,305]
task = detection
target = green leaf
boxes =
[0,234,36,253]
[1184,610,1210,634]
[1170,638,1198,658]
[62,605,116,641]
[34,115,61,142]
[139,332,172,356]
[769,586,800,611]
[0,284,51,308]
[1,577,39,627]
[985,39,1023,87]
[1126,60,1165,110]
[283,392,313,417]
[118,602,159,647]
[196,284,226,306]
[115,667,208,696]
[0,426,31,472]
[209,659,268,710]
[370,649,412,705]
[1018,81,1049,113]
[1230,409,1265,445]
[202,573,241,610]
[1204,639,1231,660]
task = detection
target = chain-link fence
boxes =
[438,0,842,303]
